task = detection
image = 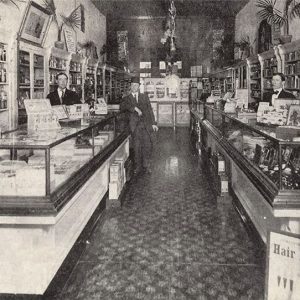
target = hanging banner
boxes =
[64,28,76,53]
[266,231,300,300]
[117,31,128,62]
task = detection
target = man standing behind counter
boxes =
[262,73,296,106]
[47,72,80,106]
[121,77,158,176]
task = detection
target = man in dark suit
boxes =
[262,72,296,106]
[47,72,80,106]
[121,77,158,175]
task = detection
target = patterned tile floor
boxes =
[55,127,265,300]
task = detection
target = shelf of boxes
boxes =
[48,58,68,92]
[96,66,104,99]
[69,54,85,101]
[225,68,234,93]
[248,57,261,101]
[202,77,211,94]
[84,58,98,103]
[258,49,278,94]
[0,42,8,111]
[278,40,300,98]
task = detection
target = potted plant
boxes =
[42,0,81,49]
[256,0,300,44]
[234,36,252,60]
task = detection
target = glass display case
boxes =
[48,47,69,94]
[0,112,128,213]
[258,48,278,95]
[198,103,300,208]
[84,59,97,104]
[0,42,8,111]
[247,56,261,102]
[18,43,47,124]
[69,54,84,101]
[96,65,104,99]
[105,67,112,103]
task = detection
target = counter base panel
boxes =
[0,137,130,295]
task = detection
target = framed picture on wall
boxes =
[19,1,52,46]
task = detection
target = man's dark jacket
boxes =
[262,89,296,105]
[47,89,80,106]
[120,92,156,141]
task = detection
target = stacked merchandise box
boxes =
[209,152,229,196]
[109,157,126,200]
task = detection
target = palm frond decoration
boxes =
[60,5,81,31]
[41,0,81,42]
[0,0,25,9]
[256,0,287,27]
[290,2,300,19]
[42,0,58,25]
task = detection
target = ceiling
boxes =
[92,0,250,19]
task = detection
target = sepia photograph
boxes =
[0,0,300,299]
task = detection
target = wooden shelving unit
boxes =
[0,42,8,111]
[279,40,300,98]
[247,55,261,101]
[258,48,278,94]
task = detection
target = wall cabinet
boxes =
[18,42,47,124]
[279,40,300,99]
[0,42,8,112]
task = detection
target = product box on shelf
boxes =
[95,98,108,115]
[110,163,122,182]
[24,99,61,132]
[109,181,121,200]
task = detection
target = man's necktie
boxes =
[135,93,138,103]
[272,90,279,95]
[60,90,65,104]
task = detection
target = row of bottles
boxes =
[70,73,82,85]
[86,66,95,74]
[0,88,8,109]
[0,65,7,83]
[70,61,82,72]
[0,46,7,62]
[49,55,67,70]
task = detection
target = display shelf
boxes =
[0,42,9,112]
[247,55,262,103]
[258,48,279,93]
[46,47,71,94]
[278,40,300,98]
[233,61,248,90]
[18,43,48,124]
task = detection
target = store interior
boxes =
[1,0,300,299]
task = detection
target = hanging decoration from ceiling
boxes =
[160,0,177,65]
